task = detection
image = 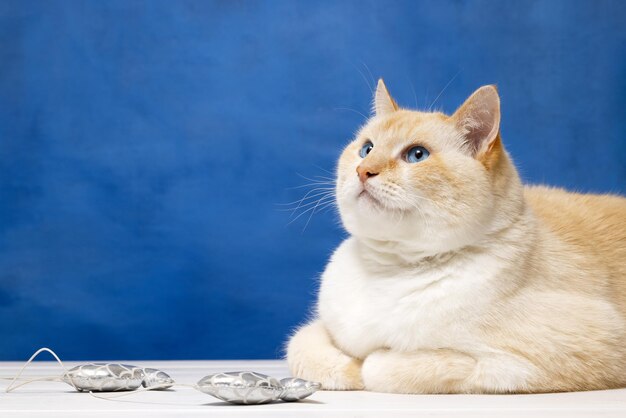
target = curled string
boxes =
[5,347,80,393]
[87,383,196,400]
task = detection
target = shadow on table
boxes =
[203,399,325,406]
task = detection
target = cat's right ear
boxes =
[374,79,399,116]
[452,85,501,157]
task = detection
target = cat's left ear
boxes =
[373,79,399,116]
[452,85,501,156]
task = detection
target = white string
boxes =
[1,376,62,390]
[0,376,58,381]
[87,383,196,400]
[5,347,79,393]
[86,384,205,407]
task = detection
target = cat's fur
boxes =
[286,80,626,393]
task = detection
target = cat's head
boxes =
[336,80,522,255]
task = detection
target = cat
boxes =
[286,79,626,393]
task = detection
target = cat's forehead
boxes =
[358,110,457,151]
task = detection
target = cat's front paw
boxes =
[287,321,364,390]
[290,355,364,390]
[361,349,403,393]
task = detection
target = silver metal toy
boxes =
[61,363,174,392]
[195,371,320,404]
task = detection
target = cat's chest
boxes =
[317,240,497,359]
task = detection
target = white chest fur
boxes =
[317,238,508,359]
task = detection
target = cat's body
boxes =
[287,81,626,393]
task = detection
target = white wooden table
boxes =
[2,360,626,417]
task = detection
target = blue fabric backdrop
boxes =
[0,0,624,360]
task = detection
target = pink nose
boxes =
[356,166,379,183]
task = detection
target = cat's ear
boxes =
[452,85,501,156]
[374,78,399,116]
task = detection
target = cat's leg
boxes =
[286,320,364,390]
[361,348,537,394]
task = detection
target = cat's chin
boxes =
[357,190,384,209]
[355,189,411,215]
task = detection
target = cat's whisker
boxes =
[286,187,335,206]
[302,198,336,232]
[277,188,335,207]
[311,175,335,181]
[287,195,335,220]
[351,61,375,96]
[276,194,332,213]
[296,173,337,184]
[333,107,369,121]
[287,182,334,190]
[313,165,336,177]
[297,172,334,182]
[287,195,336,227]
[281,167,339,228]
[359,60,376,92]
[317,201,338,214]
[284,192,336,217]
[314,201,337,217]
[428,69,461,111]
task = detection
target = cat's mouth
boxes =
[358,189,383,208]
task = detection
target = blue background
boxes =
[0,0,624,360]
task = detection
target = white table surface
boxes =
[1,360,626,417]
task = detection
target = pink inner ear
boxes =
[464,107,498,154]
[455,87,500,155]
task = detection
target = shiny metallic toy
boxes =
[195,371,320,404]
[279,377,322,401]
[61,363,174,392]
[140,367,175,389]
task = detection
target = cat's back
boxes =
[524,186,626,252]
[524,185,626,303]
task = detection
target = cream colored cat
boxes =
[286,80,626,393]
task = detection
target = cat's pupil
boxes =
[414,149,422,158]
[366,145,372,154]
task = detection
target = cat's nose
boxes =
[356,166,379,183]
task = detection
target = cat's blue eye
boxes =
[359,141,373,158]
[405,146,430,163]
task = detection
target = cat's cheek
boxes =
[337,210,360,236]
[336,180,363,215]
